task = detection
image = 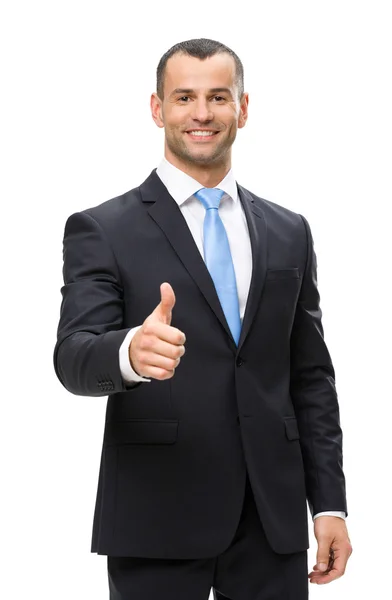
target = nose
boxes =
[190,98,213,122]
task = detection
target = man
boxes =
[54,38,352,599]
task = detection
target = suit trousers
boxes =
[107,472,308,600]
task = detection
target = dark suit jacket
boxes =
[54,169,347,558]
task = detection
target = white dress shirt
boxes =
[118,156,345,521]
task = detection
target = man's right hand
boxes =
[129,282,186,380]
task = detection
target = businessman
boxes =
[54,38,352,599]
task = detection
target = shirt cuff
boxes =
[119,326,151,383]
[313,511,346,521]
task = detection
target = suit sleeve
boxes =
[290,215,347,517]
[53,210,142,396]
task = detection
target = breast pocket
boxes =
[261,267,301,333]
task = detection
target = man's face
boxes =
[151,53,248,168]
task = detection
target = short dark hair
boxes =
[156,38,244,101]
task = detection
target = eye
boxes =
[213,96,225,102]
[178,96,190,102]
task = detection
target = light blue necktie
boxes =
[194,187,241,345]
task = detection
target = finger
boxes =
[141,350,182,373]
[138,364,177,380]
[159,282,176,324]
[315,539,332,573]
[140,332,185,358]
[147,321,186,345]
[309,551,347,584]
[309,566,341,585]
[310,550,334,574]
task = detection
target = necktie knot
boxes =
[194,188,225,210]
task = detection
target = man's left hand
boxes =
[309,516,353,585]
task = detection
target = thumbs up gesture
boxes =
[129,283,186,380]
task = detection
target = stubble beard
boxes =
[165,128,235,167]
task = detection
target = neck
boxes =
[164,152,231,188]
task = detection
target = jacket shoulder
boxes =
[82,185,141,224]
[239,184,307,232]
[61,186,143,241]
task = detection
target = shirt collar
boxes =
[156,156,238,207]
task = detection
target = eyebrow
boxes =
[170,87,233,98]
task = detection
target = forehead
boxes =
[164,53,237,96]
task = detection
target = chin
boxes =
[187,151,217,164]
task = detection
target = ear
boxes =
[238,92,249,129]
[151,93,164,128]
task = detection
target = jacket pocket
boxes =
[266,268,300,280]
[284,416,300,440]
[104,419,179,446]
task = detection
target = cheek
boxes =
[222,109,239,127]
[226,121,238,135]
[166,114,185,131]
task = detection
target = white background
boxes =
[1,1,391,598]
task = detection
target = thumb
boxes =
[154,282,175,325]
[316,540,331,572]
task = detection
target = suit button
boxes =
[236,357,244,367]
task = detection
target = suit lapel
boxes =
[236,183,268,352]
[139,170,268,355]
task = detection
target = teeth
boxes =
[188,131,216,136]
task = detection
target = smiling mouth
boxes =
[185,130,220,141]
